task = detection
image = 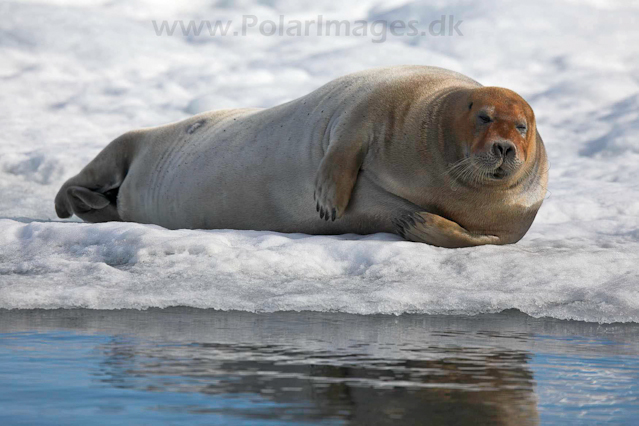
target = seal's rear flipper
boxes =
[54,131,139,223]
[56,186,121,223]
[67,186,110,211]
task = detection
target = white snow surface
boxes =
[1,0,638,323]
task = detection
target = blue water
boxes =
[1,309,638,425]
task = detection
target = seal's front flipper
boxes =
[393,212,500,248]
[314,135,367,221]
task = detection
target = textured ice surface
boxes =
[1,0,638,322]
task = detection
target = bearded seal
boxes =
[54,66,548,248]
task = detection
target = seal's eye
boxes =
[516,124,527,133]
[468,102,473,110]
[478,114,492,124]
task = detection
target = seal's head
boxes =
[449,87,537,185]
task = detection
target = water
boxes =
[0,309,638,425]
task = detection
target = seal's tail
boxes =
[54,131,139,223]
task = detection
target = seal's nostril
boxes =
[492,141,515,159]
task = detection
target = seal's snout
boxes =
[491,140,516,160]
[486,139,520,179]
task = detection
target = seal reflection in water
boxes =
[55,66,548,248]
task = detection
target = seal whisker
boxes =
[447,158,476,187]
[445,157,473,177]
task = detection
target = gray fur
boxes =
[55,66,547,247]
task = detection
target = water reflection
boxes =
[2,308,638,425]
[96,338,538,424]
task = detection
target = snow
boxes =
[1,0,638,323]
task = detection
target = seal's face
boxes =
[450,87,536,186]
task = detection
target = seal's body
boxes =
[55,66,548,247]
